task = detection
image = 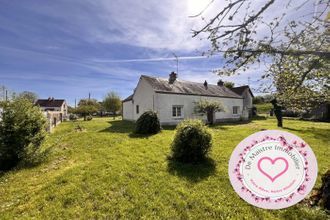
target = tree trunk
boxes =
[207,110,214,125]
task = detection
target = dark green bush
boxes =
[0,99,47,171]
[320,170,330,210]
[86,115,93,121]
[135,111,161,134]
[170,119,212,163]
[69,114,78,121]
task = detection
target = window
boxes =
[136,105,139,114]
[233,106,239,115]
[172,106,183,118]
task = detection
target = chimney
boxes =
[204,80,208,89]
[217,80,224,86]
[169,71,177,84]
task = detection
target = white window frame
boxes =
[233,106,240,115]
[172,105,184,118]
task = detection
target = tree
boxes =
[253,96,264,104]
[17,91,38,103]
[192,1,330,112]
[103,92,121,119]
[270,99,283,127]
[223,81,235,89]
[0,98,47,171]
[253,94,274,104]
[67,106,75,114]
[75,99,100,121]
[194,99,224,125]
[269,55,329,112]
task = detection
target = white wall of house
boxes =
[242,90,253,110]
[122,77,155,121]
[40,106,61,111]
[122,100,134,120]
[61,102,68,118]
[155,93,244,125]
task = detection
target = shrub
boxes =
[135,111,161,134]
[320,170,330,210]
[69,114,78,121]
[0,99,47,171]
[170,119,212,163]
[86,115,93,121]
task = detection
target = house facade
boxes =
[122,73,253,125]
[35,98,68,131]
[231,85,254,117]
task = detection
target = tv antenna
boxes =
[172,52,179,74]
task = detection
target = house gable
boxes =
[128,76,156,120]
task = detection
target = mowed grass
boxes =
[0,117,329,219]
[255,103,273,114]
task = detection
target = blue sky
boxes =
[0,0,319,106]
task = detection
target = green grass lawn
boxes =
[0,117,329,219]
[255,103,273,114]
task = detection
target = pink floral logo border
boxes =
[228,130,318,209]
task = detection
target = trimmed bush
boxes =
[171,119,212,163]
[86,115,93,121]
[135,111,161,134]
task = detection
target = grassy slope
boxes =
[0,118,329,219]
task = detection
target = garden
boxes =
[0,116,329,219]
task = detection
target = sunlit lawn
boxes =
[0,117,329,219]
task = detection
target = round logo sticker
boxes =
[228,130,318,209]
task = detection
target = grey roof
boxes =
[35,99,65,108]
[141,75,242,99]
[231,86,254,98]
[122,94,133,102]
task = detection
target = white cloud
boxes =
[87,0,212,51]
[15,0,211,52]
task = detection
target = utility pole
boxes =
[1,86,5,101]
[88,92,91,100]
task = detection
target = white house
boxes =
[231,85,254,117]
[122,72,253,125]
[35,98,68,131]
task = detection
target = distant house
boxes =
[122,72,253,125]
[230,85,254,117]
[35,98,68,131]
